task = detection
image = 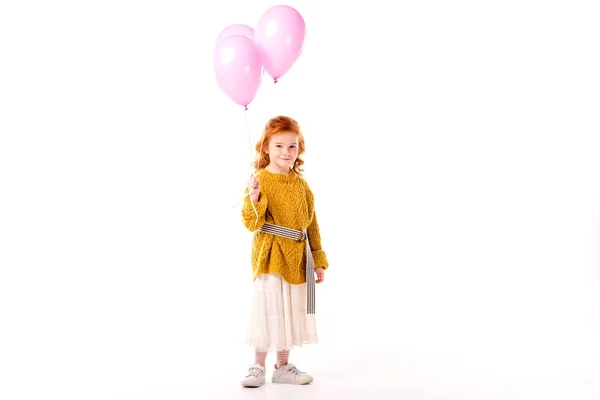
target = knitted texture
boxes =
[242,169,328,285]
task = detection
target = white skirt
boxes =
[245,273,318,352]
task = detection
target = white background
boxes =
[1,1,600,399]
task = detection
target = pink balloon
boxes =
[213,35,263,109]
[215,24,254,47]
[255,5,305,83]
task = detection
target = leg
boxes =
[275,349,289,368]
[241,349,267,388]
[272,348,313,385]
[255,350,267,367]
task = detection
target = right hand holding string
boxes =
[247,175,260,202]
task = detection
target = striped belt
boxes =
[258,223,316,314]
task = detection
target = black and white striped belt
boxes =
[258,223,316,314]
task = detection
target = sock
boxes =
[276,350,289,368]
[255,351,267,367]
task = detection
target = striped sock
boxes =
[255,351,267,367]
[276,350,289,368]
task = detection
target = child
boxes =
[240,115,328,387]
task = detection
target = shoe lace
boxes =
[286,364,304,376]
[246,367,262,378]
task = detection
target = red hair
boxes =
[254,115,305,174]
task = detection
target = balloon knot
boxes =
[244,105,248,111]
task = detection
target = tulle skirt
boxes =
[245,273,318,352]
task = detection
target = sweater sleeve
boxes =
[242,189,267,231]
[306,184,329,270]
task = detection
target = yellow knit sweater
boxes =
[242,168,329,285]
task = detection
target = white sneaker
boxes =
[241,364,266,387]
[271,363,313,385]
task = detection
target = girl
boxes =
[240,115,328,387]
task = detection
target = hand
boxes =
[247,175,260,202]
[315,267,324,284]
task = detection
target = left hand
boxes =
[315,267,325,284]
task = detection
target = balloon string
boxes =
[244,107,254,168]
[244,107,259,224]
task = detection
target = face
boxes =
[266,131,299,173]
